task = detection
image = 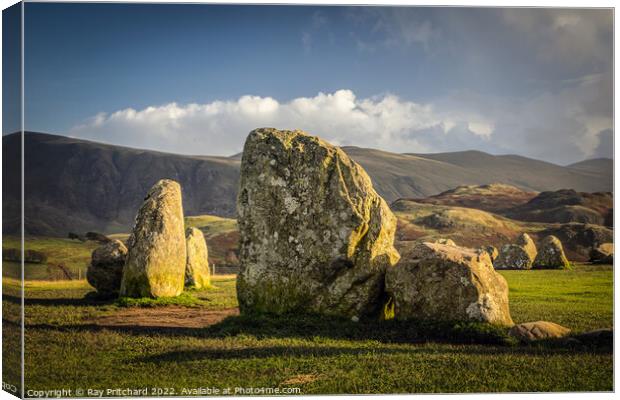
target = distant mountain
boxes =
[567,158,613,174]
[2,132,613,236]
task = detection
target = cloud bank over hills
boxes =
[70,80,611,164]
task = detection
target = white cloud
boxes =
[70,87,611,164]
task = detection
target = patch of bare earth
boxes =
[92,307,239,328]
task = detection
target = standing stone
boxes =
[185,227,211,289]
[494,233,538,270]
[534,235,570,269]
[236,128,400,319]
[516,233,538,260]
[590,243,613,264]
[385,242,513,326]
[120,179,186,298]
[86,239,127,296]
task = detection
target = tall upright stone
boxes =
[236,128,400,319]
[185,227,211,289]
[120,179,186,298]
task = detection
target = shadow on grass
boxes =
[3,293,116,307]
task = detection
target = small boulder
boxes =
[590,243,613,264]
[385,242,513,326]
[534,235,570,269]
[185,227,211,289]
[494,233,538,270]
[87,239,127,296]
[509,321,571,342]
[120,179,187,298]
[236,128,400,318]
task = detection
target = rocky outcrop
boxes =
[590,243,613,264]
[534,235,570,269]
[494,233,537,270]
[120,179,187,298]
[385,242,513,326]
[86,239,127,296]
[509,321,571,342]
[236,128,400,319]
[185,227,211,289]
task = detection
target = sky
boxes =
[3,3,614,164]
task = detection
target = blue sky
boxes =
[3,3,613,164]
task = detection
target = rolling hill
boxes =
[2,132,613,236]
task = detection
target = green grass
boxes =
[2,236,98,280]
[499,264,613,332]
[6,264,613,394]
[185,215,237,238]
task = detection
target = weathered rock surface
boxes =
[385,242,513,326]
[185,227,211,289]
[516,233,538,259]
[120,179,187,298]
[590,243,613,264]
[480,245,499,262]
[86,239,128,295]
[509,321,571,342]
[534,235,570,269]
[236,128,400,318]
[494,233,538,270]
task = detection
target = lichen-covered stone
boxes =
[509,321,570,342]
[385,242,513,326]
[120,179,186,298]
[87,239,127,296]
[590,243,613,264]
[185,227,211,289]
[534,235,570,269]
[236,128,400,319]
[494,233,538,270]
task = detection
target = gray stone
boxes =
[534,235,570,269]
[385,242,513,326]
[509,321,571,342]
[185,227,211,289]
[87,239,127,295]
[236,128,400,319]
[120,179,187,298]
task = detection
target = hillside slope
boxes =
[3,132,613,236]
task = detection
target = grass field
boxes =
[1,264,613,395]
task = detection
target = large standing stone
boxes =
[534,235,570,269]
[385,242,513,326]
[86,239,128,296]
[185,227,211,289]
[236,128,400,318]
[120,179,186,298]
[494,233,538,270]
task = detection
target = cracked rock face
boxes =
[185,227,211,289]
[534,235,570,269]
[236,128,400,319]
[120,179,186,298]
[385,242,513,326]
